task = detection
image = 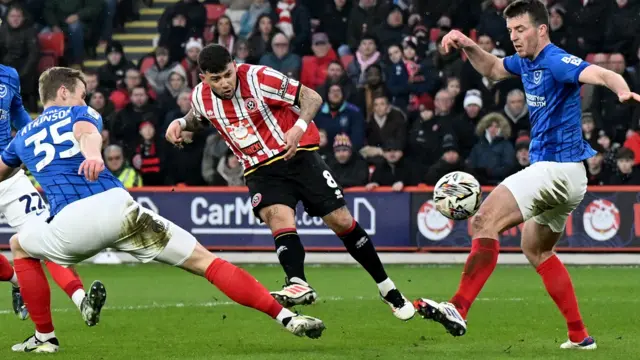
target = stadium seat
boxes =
[139,56,155,74]
[469,29,478,42]
[205,4,227,26]
[38,32,65,58]
[429,28,440,42]
[340,54,353,69]
[38,54,58,74]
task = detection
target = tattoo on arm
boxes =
[297,86,323,124]
[183,109,207,132]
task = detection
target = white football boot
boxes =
[414,298,467,336]
[270,278,317,308]
[11,335,59,353]
[380,288,416,321]
[560,336,597,350]
[284,315,326,339]
[81,280,107,326]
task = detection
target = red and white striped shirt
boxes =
[191,64,320,174]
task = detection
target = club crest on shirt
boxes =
[245,97,259,113]
[533,70,543,85]
[0,85,7,98]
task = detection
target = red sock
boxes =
[13,258,54,333]
[0,254,14,281]
[205,258,282,319]
[536,255,588,342]
[45,261,84,298]
[450,238,499,319]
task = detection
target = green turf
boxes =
[0,263,637,359]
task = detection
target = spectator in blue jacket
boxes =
[467,112,515,185]
[314,83,365,151]
[385,43,435,111]
[259,32,302,79]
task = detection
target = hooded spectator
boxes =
[159,12,191,64]
[98,41,135,93]
[259,32,302,79]
[467,112,515,185]
[212,149,245,186]
[145,46,183,96]
[157,66,189,115]
[326,134,369,188]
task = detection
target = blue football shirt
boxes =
[1,105,123,216]
[503,43,596,163]
[0,65,34,152]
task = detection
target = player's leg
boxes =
[322,206,415,320]
[521,219,595,349]
[246,168,317,307]
[114,198,325,339]
[414,183,524,336]
[8,235,59,353]
[0,253,27,319]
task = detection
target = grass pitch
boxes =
[0,263,637,359]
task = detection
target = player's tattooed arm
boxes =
[182,109,207,132]
[295,85,323,125]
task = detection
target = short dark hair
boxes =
[503,0,549,28]
[198,44,233,74]
[38,67,86,104]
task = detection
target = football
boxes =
[433,171,482,220]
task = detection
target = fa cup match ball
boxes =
[433,171,482,220]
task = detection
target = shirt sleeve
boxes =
[258,66,301,107]
[72,106,103,131]
[548,53,590,84]
[7,73,31,130]
[1,138,22,168]
[502,55,523,76]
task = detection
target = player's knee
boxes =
[181,243,218,276]
[9,235,26,259]
[520,241,551,267]
[470,211,493,234]
[260,205,295,229]
[323,207,353,234]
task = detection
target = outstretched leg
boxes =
[323,206,415,321]
[0,253,28,319]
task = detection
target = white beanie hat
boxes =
[463,89,483,108]
[185,38,203,53]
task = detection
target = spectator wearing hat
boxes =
[366,139,418,192]
[374,5,408,51]
[509,135,531,175]
[270,0,311,55]
[259,33,302,79]
[326,134,370,188]
[453,89,485,157]
[412,24,429,59]
[300,33,338,90]
[347,0,387,51]
[157,66,190,116]
[362,94,406,163]
[181,38,203,88]
[424,134,472,185]
[501,89,529,143]
[97,41,135,93]
[316,60,357,105]
[609,147,640,185]
[586,143,610,186]
[42,0,103,66]
[406,89,457,169]
[460,89,486,128]
[314,83,365,151]
[132,121,165,186]
[459,33,508,110]
[347,34,381,88]
[145,46,183,96]
[319,0,351,53]
[239,0,271,39]
[159,12,191,64]
[467,112,515,185]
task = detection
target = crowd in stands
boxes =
[2,0,640,188]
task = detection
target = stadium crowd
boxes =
[2,0,640,188]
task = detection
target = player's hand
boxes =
[441,30,473,53]
[78,157,104,182]
[618,91,640,105]
[165,120,184,148]
[283,125,305,161]
[391,181,404,192]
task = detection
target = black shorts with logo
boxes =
[245,150,346,221]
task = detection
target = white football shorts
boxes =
[0,169,50,232]
[17,187,197,267]
[501,161,587,233]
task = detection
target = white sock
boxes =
[288,277,308,286]
[35,330,56,342]
[276,308,297,325]
[71,289,86,310]
[9,272,19,288]
[377,278,395,297]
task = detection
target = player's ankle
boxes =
[71,289,86,310]
[35,330,56,342]
[275,308,296,326]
